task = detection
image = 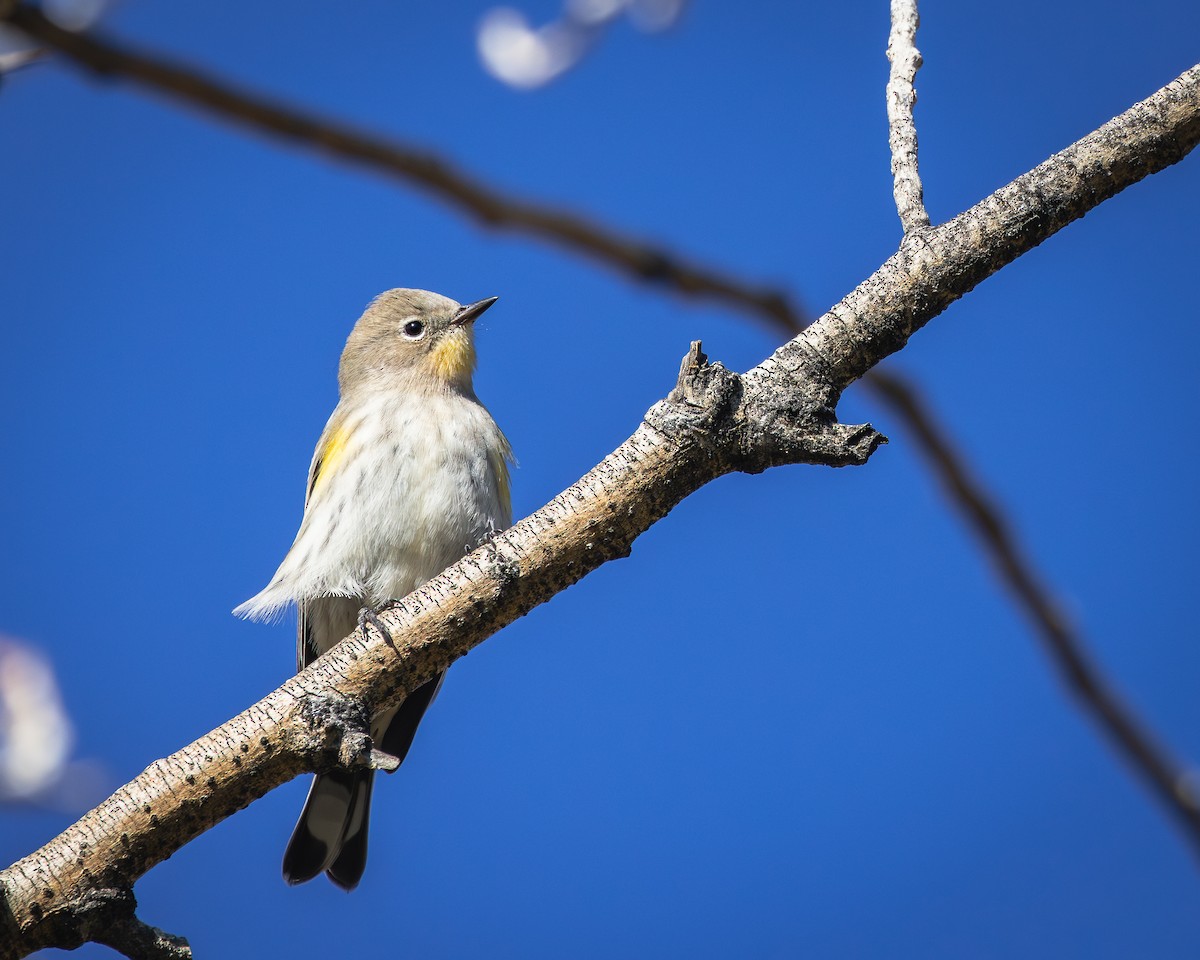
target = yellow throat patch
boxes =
[430,329,477,385]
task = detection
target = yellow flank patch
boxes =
[489,447,512,517]
[430,329,477,384]
[308,424,352,499]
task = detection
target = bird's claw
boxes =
[357,605,397,650]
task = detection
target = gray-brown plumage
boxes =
[235,289,513,889]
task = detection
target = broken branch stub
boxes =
[654,340,885,476]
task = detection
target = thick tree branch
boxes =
[4,16,1184,833]
[0,345,882,958]
[2,62,1197,957]
[886,0,930,231]
[770,65,1200,392]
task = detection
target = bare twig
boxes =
[866,369,1200,839]
[886,0,930,231]
[3,0,1199,874]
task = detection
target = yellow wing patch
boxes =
[430,329,477,385]
[308,423,352,500]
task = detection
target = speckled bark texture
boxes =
[886,0,929,232]
[0,52,1196,960]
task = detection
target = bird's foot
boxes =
[357,605,397,651]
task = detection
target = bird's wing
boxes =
[488,434,515,529]
[297,607,317,672]
[297,407,352,671]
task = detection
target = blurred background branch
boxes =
[2,3,796,330]
[866,371,1200,844]
[878,0,1198,843]
[2,0,1197,861]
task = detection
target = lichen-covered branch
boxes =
[1,62,1197,956]
[886,0,930,231]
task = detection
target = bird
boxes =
[234,288,513,890]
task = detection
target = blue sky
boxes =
[2,2,1199,957]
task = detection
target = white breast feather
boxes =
[234,391,511,620]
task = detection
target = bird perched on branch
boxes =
[235,288,513,890]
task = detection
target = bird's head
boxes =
[339,288,498,394]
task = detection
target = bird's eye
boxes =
[402,320,425,339]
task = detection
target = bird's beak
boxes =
[451,297,499,326]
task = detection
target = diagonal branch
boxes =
[886,0,930,231]
[761,64,1200,396]
[867,369,1200,840]
[3,0,1199,881]
[2,61,1198,958]
[1,4,798,331]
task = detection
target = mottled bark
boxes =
[886,0,929,232]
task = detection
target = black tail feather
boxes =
[325,773,373,890]
[281,672,446,888]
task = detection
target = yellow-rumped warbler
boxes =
[234,288,513,890]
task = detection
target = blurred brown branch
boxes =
[867,369,1200,840]
[5,2,1198,856]
[2,4,796,330]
